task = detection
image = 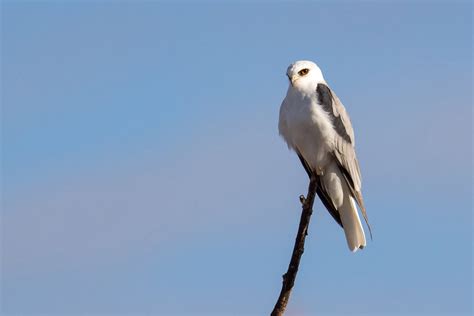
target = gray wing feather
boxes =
[317,84,354,145]
[316,83,372,238]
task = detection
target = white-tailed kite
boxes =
[278,60,372,252]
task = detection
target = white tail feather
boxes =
[320,161,367,252]
[339,195,366,252]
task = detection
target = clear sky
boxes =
[1,1,472,315]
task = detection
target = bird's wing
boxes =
[281,95,343,227]
[316,83,372,238]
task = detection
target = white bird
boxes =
[278,60,372,252]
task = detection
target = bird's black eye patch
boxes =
[298,68,309,76]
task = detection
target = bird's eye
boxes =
[298,68,309,76]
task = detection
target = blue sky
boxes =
[1,1,472,315]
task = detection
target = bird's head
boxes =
[286,60,325,92]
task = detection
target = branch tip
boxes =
[299,195,305,204]
[271,178,318,315]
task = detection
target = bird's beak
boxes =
[287,74,298,86]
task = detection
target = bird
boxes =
[278,60,372,252]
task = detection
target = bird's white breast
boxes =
[279,88,336,173]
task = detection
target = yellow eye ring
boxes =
[298,68,309,76]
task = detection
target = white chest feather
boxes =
[279,89,336,171]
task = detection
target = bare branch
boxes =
[271,176,318,316]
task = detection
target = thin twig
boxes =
[271,176,318,316]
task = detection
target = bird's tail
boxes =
[339,192,366,252]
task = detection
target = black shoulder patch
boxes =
[316,83,333,108]
[316,83,352,144]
